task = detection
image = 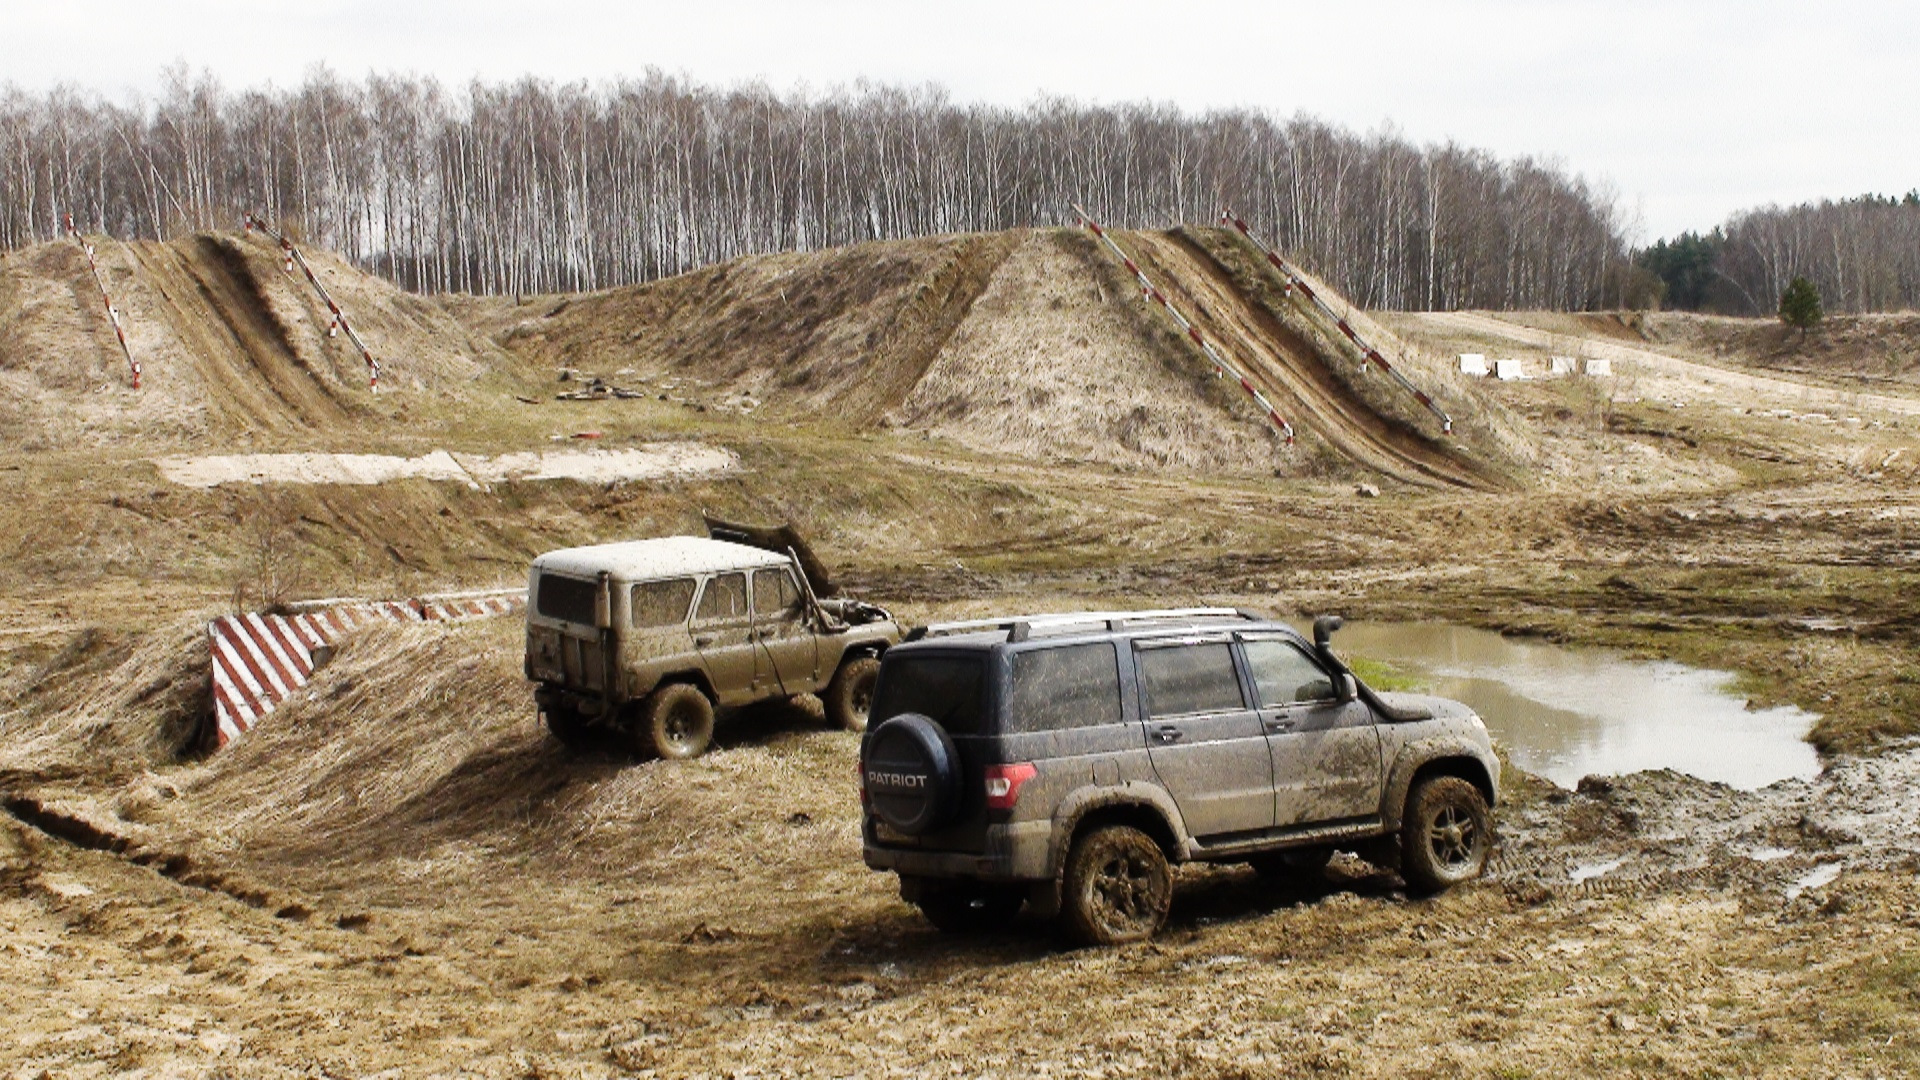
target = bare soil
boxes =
[3,228,1919,1077]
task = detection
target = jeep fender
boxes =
[1379,731,1501,832]
[1046,782,1193,876]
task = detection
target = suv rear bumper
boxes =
[862,819,1054,881]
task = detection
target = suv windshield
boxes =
[872,654,987,735]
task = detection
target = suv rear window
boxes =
[536,573,597,624]
[1008,643,1121,732]
[873,655,987,735]
[1137,642,1245,717]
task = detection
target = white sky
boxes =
[7,0,1917,243]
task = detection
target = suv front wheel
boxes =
[1400,775,1492,894]
[824,655,881,731]
[1061,825,1172,946]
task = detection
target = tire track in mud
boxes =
[128,235,356,434]
[1124,230,1496,490]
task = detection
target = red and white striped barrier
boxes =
[63,214,140,389]
[1075,207,1295,446]
[208,588,525,747]
[242,212,382,390]
[1221,211,1454,435]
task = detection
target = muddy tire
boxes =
[1061,825,1172,946]
[915,883,1024,934]
[824,655,881,732]
[544,706,595,749]
[638,683,715,760]
[1400,776,1492,895]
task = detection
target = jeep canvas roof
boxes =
[531,536,792,581]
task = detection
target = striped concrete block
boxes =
[209,589,525,747]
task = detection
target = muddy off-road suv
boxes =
[859,609,1499,944]
[526,536,901,758]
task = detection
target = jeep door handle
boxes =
[693,633,716,646]
[1264,718,1297,733]
[1151,726,1184,744]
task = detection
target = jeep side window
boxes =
[631,578,696,628]
[1008,643,1121,733]
[1241,638,1336,706]
[1136,642,1245,717]
[694,572,748,624]
[750,567,803,619]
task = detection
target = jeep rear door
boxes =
[1239,635,1385,827]
[1134,638,1274,837]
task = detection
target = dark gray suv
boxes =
[859,609,1499,944]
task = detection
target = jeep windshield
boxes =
[871,654,987,735]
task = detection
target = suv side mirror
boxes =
[1337,673,1358,703]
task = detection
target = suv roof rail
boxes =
[912,607,1259,643]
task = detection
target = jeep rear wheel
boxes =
[1400,776,1492,894]
[824,655,881,732]
[1061,825,1172,946]
[544,705,595,749]
[639,683,715,759]
[915,883,1024,934]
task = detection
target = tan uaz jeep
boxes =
[525,536,902,758]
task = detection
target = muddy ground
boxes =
[2,229,1919,1077]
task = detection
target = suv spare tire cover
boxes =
[864,713,963,836]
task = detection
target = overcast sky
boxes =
[7,0,1916,243]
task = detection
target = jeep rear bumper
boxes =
[862,818,1054,881]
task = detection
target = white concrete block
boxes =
[1549,355,1578,375]
[1584,357,1613,376]
[1459,353,1489,376]
[1494,358,1526,381]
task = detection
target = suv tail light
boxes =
[984,763,1037,810]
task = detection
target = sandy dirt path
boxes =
[151,443,738,488]
[1430,311,1920,417]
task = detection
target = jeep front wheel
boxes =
[824,655,881,732]
[638,683,715,759]
[1061,825,1172,946]
[1400,775,1492,894]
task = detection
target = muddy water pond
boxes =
[1331,623,1820,790]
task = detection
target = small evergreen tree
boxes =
[1779,276,1823,331]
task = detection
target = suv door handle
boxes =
[1151,726,1184,744]
[693,633,716,646]
[1264,717,1297,733]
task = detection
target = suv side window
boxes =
[1008,643,1121,733]
[1242,638,1336,706]
[631,578,696,628]
[751,567,803,619]
[694,572,749,624]
[1136,642,1245,717]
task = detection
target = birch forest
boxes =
[6,67,1642,309]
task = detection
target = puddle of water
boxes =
[1569,857,1627,884]
[1786,863,1842,900]
[1329,623,1820,791]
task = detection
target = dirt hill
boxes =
[0,231,519,452]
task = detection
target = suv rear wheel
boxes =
[638,683,715,759]
[1400,776,1492,894]
[544,705,594,749]
[1061,825,1172,946]
[824,655,881,732]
